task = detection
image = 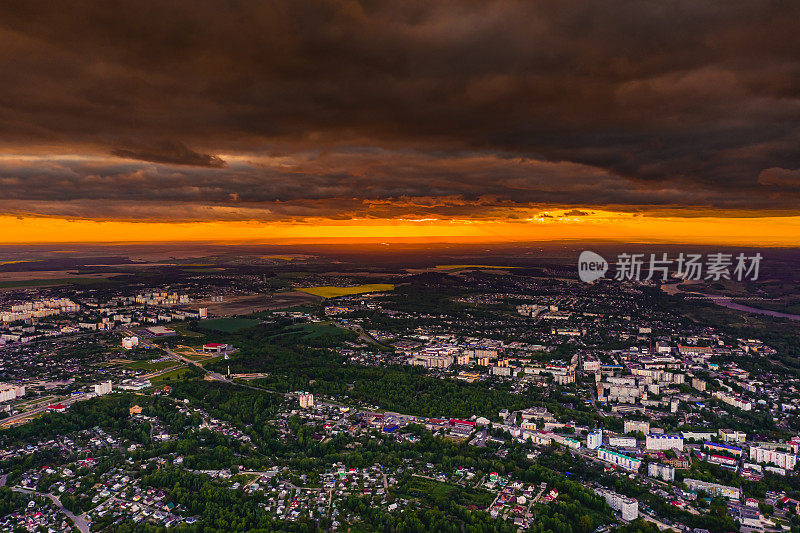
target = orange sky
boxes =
[2,211,799,246]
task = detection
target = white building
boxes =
[583,359,600,372]
[0,384,25,403]
[122,336,139,350]
[647,462,675,481]
[646,434,683,451]
[609,436,637,448]
[681,431,716,442]
[594,488,638,521]
[522,430,553,446]
[749,447,797,470]
[713,391,752,411]
[94,380,112,396]
[623,420,649,435]
[684,479,740,499]
[587,429,603,450]
[719,429,747,443]
[597,448,641,472]
[410,355,454,368]
[299,393,314,409]
[117,379,151,391]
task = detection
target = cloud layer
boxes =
[1,0,799,222]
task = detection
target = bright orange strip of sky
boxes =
[1,212,800,246]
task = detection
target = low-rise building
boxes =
[598,448,641,472]
[684,479,740,499]
[646,434,683,451]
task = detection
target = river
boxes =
[661,281,800,321]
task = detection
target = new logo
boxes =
[578,250,608,283]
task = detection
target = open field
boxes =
[296,284,395,298]
[0,269,129,289]
[200,317,261,333]
[151,367,193,382]
[181,291,321,316]
[0,277,113,288]
[434,264,520,270]
[396,477,495,509]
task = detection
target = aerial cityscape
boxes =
[0,244,797,532]
[1,1,800,532]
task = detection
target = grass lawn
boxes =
[198,355,224,366]
[296,283,394,298]
[200,317,261,333]
[151,367,194,382]
[169,322,204,338]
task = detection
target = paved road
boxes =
[0,395,82,428]
[12,487,91,533]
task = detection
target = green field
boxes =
[0,277,111,288]
[395,477,494,509]
[200,317,261,333]
[151,367,194,382]
[296,283,395,298]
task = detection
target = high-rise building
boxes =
[299,393,314,409]
[587,429,603,450]
[94,380,112,396]
[648,462,675,481]
[0,384,25,403]
[750,447,797,470]
[594,488,638,521]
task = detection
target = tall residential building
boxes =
[594,488,638,521]
[648,462,675,481]
[0,384,25,403]
[750,447,797,470]
[94,380,113,396]
[299,393,314,409]
[587,429,603,450]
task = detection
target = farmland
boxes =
[296,283,395,298]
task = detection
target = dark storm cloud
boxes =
[111,141,227,168]
[0,0,799,219]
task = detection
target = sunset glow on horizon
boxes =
[3,211,800,246]
[2,2,800,246]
